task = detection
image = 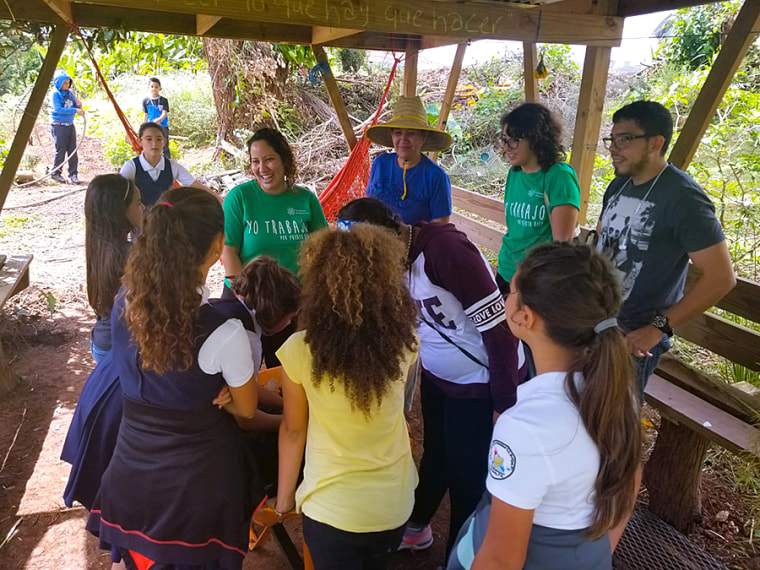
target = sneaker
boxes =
[398,524,433,551]
[50,172,66,183]
[69,174,81,185]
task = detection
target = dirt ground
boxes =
[0,135,757,569]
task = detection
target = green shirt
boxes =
[497,162,580,282]
[223,181,328,278]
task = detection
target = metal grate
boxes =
[613,510,728,570]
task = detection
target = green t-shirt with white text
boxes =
[497,162,580,282]
[223,181,328,279]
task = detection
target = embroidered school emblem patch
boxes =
[489,439,516,480]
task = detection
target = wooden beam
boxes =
[451,212,502,252]
[196,14,222,35]
[72,0,623,46]
[311,44,358,150]
[0,25,69,215]
[312,26,361,44]
[403,39,419,98]
[668,0,760,170]
[431,42,466,162]
[40,0,71,23]
[523,42,539,101]
[419,36,460,50]
[619,0,724,18]
[676,312,760,373]
[569,45,611,224]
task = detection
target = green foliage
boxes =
[41,290,56,315]
[102,131,134,168]
[272,44,315,71]
[656,1,740,71]
[57,32,206,98]
[0,134,7,168]
[337,49,367,73]
[0,21,48,96]
[167,78,217,146]
[540,44,580,83]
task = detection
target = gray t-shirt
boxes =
[597,164,724,331]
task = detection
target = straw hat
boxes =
[366,96,452,152]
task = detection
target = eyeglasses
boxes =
[497,134,522,150]
[602,134,652,150]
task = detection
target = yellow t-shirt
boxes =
[276,331,418,533]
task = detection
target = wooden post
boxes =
[403,39,419,98]
[643,419,710,533]
[669,0,760,169]
[569,45,611,224]
[0,25,70,215]
[311,44,357,150]
[523,42,539,102]
[431,42,466,163]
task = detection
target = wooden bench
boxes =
[0,254,32,310]
[0,253,33,392]
[449,184,760,535]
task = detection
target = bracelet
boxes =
[273,507,285,523]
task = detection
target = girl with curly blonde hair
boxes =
[87,187,261,570]
[275,224,419,569]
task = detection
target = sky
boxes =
[390,10,676,73]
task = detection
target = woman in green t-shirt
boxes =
[496,103,581,294]
[221,128,328,365]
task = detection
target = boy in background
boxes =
[50,72,84,184]
[142,77,170,160]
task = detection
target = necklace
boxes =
[405,225,413,264]
[611,163,669,216]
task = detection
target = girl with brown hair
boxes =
[86,188,261,570]
[449,242,641,570]
[274,225,419,569]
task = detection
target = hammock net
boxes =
[319,58,400,222]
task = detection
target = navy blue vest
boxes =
[133,156,174,207]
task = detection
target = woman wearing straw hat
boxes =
[366,96,453,225]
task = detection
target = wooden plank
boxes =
[40,0,71,22]
[450,212,502,252]
[71,0,624,45]
[196,14,222,35]
[523,42,539,102]
[210,19,313,43]
[431,41,466,163]
[419,36,459,50]
[311,26,361,44]
[669,0,760,169]
[0,25,69,215]
[312,44,358,150]
[685,266,760,324]
[569,44,611,225]
[403,39,419,98]
[619,0,725,18]
[0,255,33,310]
[451,185,504,225]
[676,312,760,372]
[655,353,760,426]
[644,374,760,458]
[75,4,198,34]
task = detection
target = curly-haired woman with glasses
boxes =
[495,103,581,296]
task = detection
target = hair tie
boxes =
[593,317,618,334]
[161,201,174,208]
[123,178,131,201]
[336,219,358,231]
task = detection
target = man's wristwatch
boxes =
[651,313,673,337]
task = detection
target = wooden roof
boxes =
[0,0,727,50]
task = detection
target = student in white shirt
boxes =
[448,242,641,570]
[120,122,213,206]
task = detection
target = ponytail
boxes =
[123,188,224,373]
[516,242,642,538]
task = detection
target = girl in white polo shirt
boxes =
[449,242,641,570]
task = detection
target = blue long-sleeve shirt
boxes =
[51,74,80,123]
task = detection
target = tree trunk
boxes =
[643,418,709,533]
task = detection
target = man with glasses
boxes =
[597,100,735,396]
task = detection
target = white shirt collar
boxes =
[139,153,166,174]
